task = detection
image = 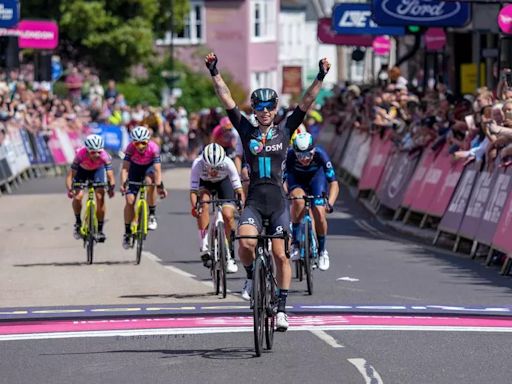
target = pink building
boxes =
[157,0,279,95]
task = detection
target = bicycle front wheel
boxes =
[217,222,227,299]
[135,203,146,265]
[253,256,265,357]
[265,262,276,350]
[304,220,313,295]
[86,203,95,265]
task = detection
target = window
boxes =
[251,70,277,91]
[157,1,204,46]
[251,0,276,42]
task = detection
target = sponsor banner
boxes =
[330,126,353,166]
[376,151,420,210]
[491,168,512,253]
[358,133,394,191]
[0,143,14,182]
[317,18,374,46]
[373,36,391,56]
[458,168,497,240]
[372,0,471,27]
[17,20,59,50]
[332,3,405,36]
[341,129,370,179]
[498,5,512,35]
[402,148,433,208]
[474,167,512,246]
[425,27,447,52]
[19,128,37,164]
[426,152,465,217]
[0,0,19,28]
[47,129,69,165]
[89,123,124,153]
[6,123,31,173]
[35,133,54,164]
[438,163,479,234]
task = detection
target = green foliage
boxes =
[117,82,160,106]
[52,81,69,99]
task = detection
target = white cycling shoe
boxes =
[276,312,289,332]
[148,215,157,230]
[290,244,300,261]
[226,258,238,273]
[318,250,330,271]
[241,279,252,301]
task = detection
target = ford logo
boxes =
[381,0,461,22]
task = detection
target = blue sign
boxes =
[332,3,405,36]
[51,59,63,82]
[372,0,471,27]
[19,129,36,164]
[0,0,19,28]
[91,123,124,153]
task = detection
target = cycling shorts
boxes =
[73,166,106,188]
[287,169,328,206]
[199,177,236,206]
[127,163,155,195]
[239,184,290,235]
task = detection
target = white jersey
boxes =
[190,156,242,191]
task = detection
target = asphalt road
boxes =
[1,166,511,383]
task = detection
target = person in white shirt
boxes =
[189,143,244,273]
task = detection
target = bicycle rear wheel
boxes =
[86,203,95,265]
[253,256,265,357]
[304,220,313,295]
[135,204,146,265]
[211,227,220,295]
[217,222,227,299]
[265,258,276,350]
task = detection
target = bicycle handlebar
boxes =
[72,181,108,189]
[288,194,326,201]
[196,198,242,211]
[126,181,157,187]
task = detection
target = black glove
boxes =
[317,59,330,81]
[205,54,219,76]
[326,202,334,214]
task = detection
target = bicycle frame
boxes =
[132,185,149,237]
[81,185,98,238]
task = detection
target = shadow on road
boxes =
[119,292,218,300]
[13,261,135,267]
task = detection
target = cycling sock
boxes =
[292,222,300,244]
[318,235,326,253]
[125,224,131,235]
[277,289,288,312]
[244,264,253,279]
[98,220,104,232]
[199,229,208,249]
[75,214,81,225]
[149,206,156,216]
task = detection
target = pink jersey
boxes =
[212,125,239,149]
[124,141,161,165]
[72,147,112,171]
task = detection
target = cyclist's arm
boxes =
[327,180,339,208]
[211,73,236,110]
[153,163,163,187]
[120,160,130,187]
[298,58,330,113]
[65,168,76,191]
[226,157,243,192]
[285,107,307,140]
[189,190,199,210]
[189,159,201,209]
[106,169,116,187]
[317,148,339,207]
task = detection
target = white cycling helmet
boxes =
[84,134,104,151]
[293,132,314,153]
[202,143,225,167]
[131,126,151,142]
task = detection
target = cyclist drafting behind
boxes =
[286,132,339,271]
[66,134,115,242]
[205,52,330,332]
[190,143,244,273]
[120,126,167,249]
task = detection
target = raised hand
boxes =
[205,52,219,76]
[317,58,331,81]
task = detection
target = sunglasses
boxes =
[254,101,277,112]
[296,151,314,161]
[134,141,149,148]
[88,150,101,155]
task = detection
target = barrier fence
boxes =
[324,124,512,276]
[0,121,127,195]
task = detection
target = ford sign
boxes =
[372,0,471,27]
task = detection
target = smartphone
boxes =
[465,114,476,130]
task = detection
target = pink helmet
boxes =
[220,116,233,128]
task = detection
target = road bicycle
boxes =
[197,194,241,298]
[289,195,325,295]
[236,222,289,357]
[126,181,154,265]
[72,181,108,265]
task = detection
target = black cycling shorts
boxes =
[199,177,235,201]
[239,184,290,235]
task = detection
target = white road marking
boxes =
[164,265,197,278]
[3,324,512,342]
[310,330,344,348]
[348,358,384,384]
[90,307,142,313]
[142,251,162,262]
[336,277,360,282]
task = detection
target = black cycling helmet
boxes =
[250,88,278,108]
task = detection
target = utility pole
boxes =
[169,0,174,96]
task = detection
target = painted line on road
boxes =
[164,265,197,278]
[311,330,344,348]
[348,358,383,384]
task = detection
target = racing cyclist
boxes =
[190,143,244,273]
[205,52,331,331]
[66,134,116,242]
[286,132,339,271]
[120,126,167,249]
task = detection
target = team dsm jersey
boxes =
[285,146,337,182]
[190,156,242,191]
[227,106,306,189]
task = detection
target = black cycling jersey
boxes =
[227,106,306,191]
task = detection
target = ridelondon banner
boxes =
[358,132,394,191]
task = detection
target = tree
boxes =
[20,0,189,79]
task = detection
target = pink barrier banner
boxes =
[46,129,68,165]
[17,20,59,50]
[458,167,497,240]
[427,153,465,217]
[438,163,479,234]
[475,167,512,245]
[402,149,437,208]
[358,134,393,191]
[491,168,512,253]
[376,151,420,210]
[66,130,82,152]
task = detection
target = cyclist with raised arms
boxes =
[190,143,244,273]
[120,126,167,249]
[286,132,339,270]
[66,134,116,242]
[205,52,330,331]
